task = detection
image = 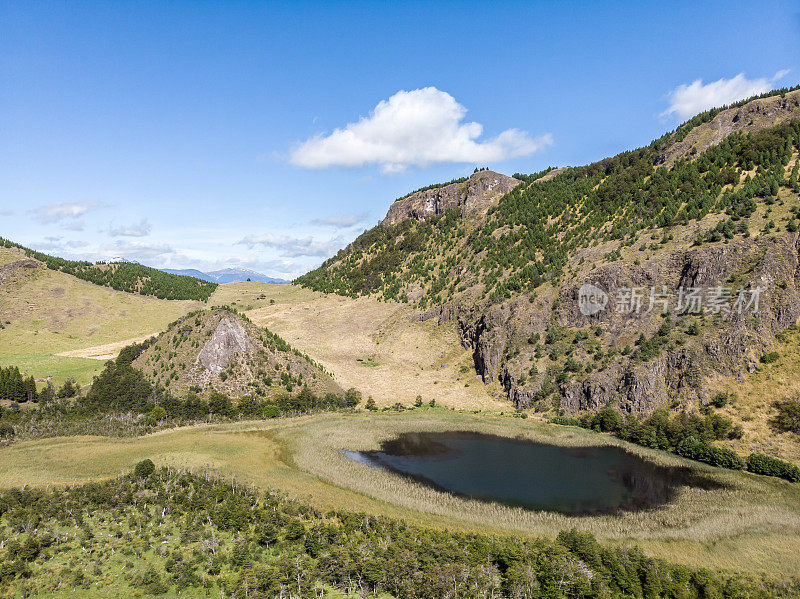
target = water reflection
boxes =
[346,431,721,514]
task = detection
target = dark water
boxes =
[344,431,718,514]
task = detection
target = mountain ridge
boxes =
[296,86,800,451]
[161,267,288,285]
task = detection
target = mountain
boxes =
[133,307,341,399]
[297,86,800,426]
[162,267,288,284]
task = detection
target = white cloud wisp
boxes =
[237,233,346,258]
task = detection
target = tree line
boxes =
[552,406,800,483]
[0,237,217,301]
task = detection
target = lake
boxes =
[344,431,712,514]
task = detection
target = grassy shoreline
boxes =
[0,411,798,579]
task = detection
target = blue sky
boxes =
[1,1,799,278]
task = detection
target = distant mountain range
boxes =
[161,267,288,284]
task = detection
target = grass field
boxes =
[211,282,506,410]
[0,246,201,386]
[1,411,798,580]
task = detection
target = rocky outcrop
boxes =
[383,170,521,226]
[417,232,800,416]
[133,309,342,399]
[196,316,254,374]
[0,259,38,285]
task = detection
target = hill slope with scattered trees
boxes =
[0,237,217,301]
[131,307,342,399]
[0,463,794,598]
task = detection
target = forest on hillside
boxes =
[0,237,217,301]
[297,90,800,309]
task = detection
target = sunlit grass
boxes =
[1,412,798,578]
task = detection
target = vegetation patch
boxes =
[2,464,792,598]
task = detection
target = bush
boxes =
[0,422,14,439]
[710,392,729,408]
[675,437,744,470]
[596,406,622,432]
[261,404,280,419]
[747,452,800,482]
[147,405,167,425]
[134,459,155,479]
[772,397,800,434]
[208,391,232,416]
[760,351,779,364]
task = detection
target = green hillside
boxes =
[298,88,800,308]
[0,237,217,301]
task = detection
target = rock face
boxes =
[0,259,38,285]
[383,170,521,226]
[196,316,254,374]
[419,232,800,415]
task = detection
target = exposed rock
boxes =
[383,170,521,226]
[418,232,800,416]
[196,316,254,374]
[134,309,342,399]
[0,259,38,285]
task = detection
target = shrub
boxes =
[760,351,779,364]
[134,459,155,479]
[747,453,800,482]
[710,392,729,408]
[596,406,622,432]
[147,405,167,425]
[675,437,744,470]
[0,422,14,439]
[261,404,281,419]
[208,391,232,416]
[771,397,800,434]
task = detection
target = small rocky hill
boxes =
[383,170,521,226]
[133,308,341,399]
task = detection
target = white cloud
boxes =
[110,219,151,237]
[31,201,102,225]
[290,87,552,174]
[662,70,790,119]
[33,237,90,253]
[311,213,368,228]
[237,233,346,258]
[0,208,13,216]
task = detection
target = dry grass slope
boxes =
[0,246,201,385]
[211,282,506,409]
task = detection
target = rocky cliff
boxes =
[383,170,521,226]
[416,232,800,415]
